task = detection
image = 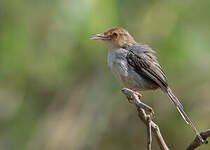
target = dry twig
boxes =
[186,129,210,150]
[147,116,152,150]
[121,88,209,150]
[122,88,169,150]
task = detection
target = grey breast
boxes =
[107,48,153,90]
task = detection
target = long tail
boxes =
[166,88,202,140]
[167,88,189,124]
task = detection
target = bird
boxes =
[91,27,203,141]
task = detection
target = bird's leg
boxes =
[133,90,154,116]
[137,92,142,99]
[122,88,154,115]
[126,90,142,103]
[133,90,142,99]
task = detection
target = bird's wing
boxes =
[125,44,168,91]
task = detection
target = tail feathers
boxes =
[167,88,183,109]
[167,88,202,140]
[176,106,189,125]
[167,88,189,124]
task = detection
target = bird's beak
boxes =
[90,34,110,40]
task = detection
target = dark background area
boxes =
[0,0,210,149]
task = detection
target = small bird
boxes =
[91,27,203,141]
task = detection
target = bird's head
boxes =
[91,28,136,48]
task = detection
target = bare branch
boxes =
[121,88,209,150]
[147,117,152,150]
[122,88,169,150]
[186,129,210,150]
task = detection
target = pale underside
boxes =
[107,48,158,91]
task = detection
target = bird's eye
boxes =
[112,32,118,37]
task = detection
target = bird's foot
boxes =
[133,90,142,99]
[136,92,142,99]
[126,96,133,104]
[125,90,142,103]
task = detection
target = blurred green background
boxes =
[0,0,210,150]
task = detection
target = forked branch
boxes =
[121,88,209,150]
[122,88,169,150]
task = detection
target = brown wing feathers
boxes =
[126,48,168,91]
